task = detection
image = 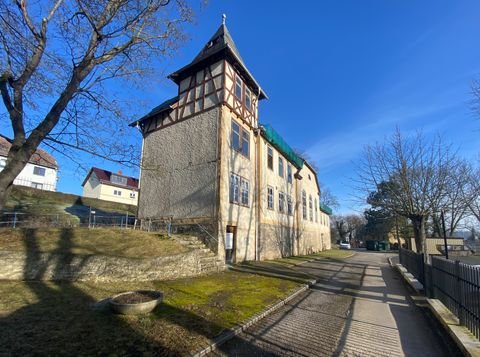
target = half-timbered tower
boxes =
[132,18,331,262]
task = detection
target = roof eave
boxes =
[168,47,268,100]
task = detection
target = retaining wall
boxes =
[0,249,211,282]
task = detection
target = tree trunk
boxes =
[411,215,426,253]
[0,151,34,211]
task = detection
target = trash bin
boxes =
[366,240,378,251]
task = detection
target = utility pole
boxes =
[441,210,449,260]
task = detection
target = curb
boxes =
[426,298,480,357]
[191,279,317,356]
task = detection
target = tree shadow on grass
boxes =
[230,261,314,284]
[0,228,241,356]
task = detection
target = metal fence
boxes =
[432,256,480,339]
[399,248,480,339]
[0,211,136,229]
[399,247,425,285]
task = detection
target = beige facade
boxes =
[133,21,331,262]
[82,168,139,206]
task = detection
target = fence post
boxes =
[13,211,17,228]
[419,253,425,285]
[399,248,402,265]
[455,260,465,325]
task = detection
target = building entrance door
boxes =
[225,225,236,264]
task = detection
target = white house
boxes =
[82,167,139,206]
[0,135,58,191]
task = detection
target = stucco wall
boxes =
[217,107,257,262]
[83,174,138,205]
[139,106,220,220]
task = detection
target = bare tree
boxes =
[464,162,480,224]
[356,129,456,253]
[320,185,339,210]
[332,214,365,245]
[437,160,472,236]
[0,0,193,209]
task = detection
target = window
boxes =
[278,192,285,213]
[31,182,43,189]
[114,190,122,196]
[230,173,249,206]
[302,190,307,219]
[287,195,293,216]
[0,160,5,169]
[230,173,240,203]
[309,195,313,221]
[111,174,127,186]
[287,165,292,184]
[33,166,46,176]
[231,121,241,151]
[130,192,136,199]
[278,157,284,178]
[241,128,249,157]
[241,179,249,206]
[235,76,243,100]
[231,120,249,158]
[267,146,273,170]
[315,198,318,222]
[245,87,252,110]
[267,186,274,210]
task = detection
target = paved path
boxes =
[211,251,459,356]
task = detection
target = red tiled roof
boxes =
[0,135,58,169]
[82,167,139,189]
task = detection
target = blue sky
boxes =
[2,1,480,213]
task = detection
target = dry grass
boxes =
[0,228,188,258]
[0,271,300,355]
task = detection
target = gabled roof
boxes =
[168,23,268,100]
[0,135,57,169]
[130,96,178,126]
[82,167,139,190]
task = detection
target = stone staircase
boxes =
[173,235,225,274]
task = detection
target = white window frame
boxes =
[279,192,285,213]
[267,186,274,210]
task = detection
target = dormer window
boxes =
[235,76,242,100]
[111,174,127,186]
[245,87,252,110]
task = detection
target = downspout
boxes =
[255,127,261,261]
[135,122,145,222]
[215,100,224,257]
[255,87,262,261]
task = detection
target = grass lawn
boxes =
[0,271,301,355]
[6,186,136,215]
[0,228,188,258]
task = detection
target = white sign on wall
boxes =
[225,232,233,250]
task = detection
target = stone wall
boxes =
[0,249,217,282]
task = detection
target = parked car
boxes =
[339,241,351,250]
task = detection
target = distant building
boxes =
[131,19,331,262]
[0,135,58,191]
[82,167,139,205]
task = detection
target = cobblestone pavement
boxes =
[211,251,459,357]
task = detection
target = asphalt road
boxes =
[210,250,461,357]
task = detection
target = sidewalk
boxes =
[212,251,460,356]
